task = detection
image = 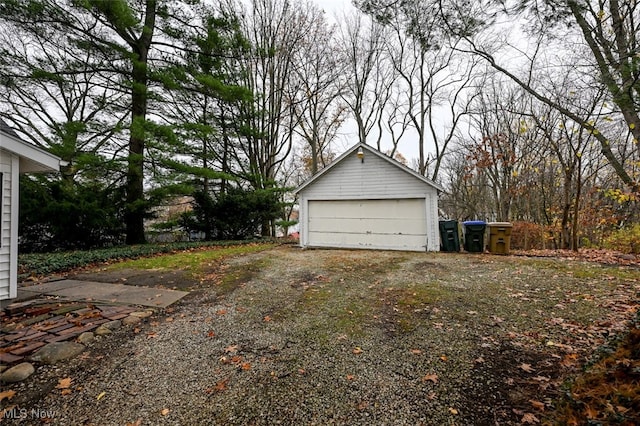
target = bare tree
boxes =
[337,10,394,147]
[289,7,347,175]
[447,0,640,193]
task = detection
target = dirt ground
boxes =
[2,246,639,425]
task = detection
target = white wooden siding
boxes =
[0,151,13,300]
[301,151,436,200]
[307,199,428,251]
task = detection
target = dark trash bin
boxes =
[463,220,486,253]
[439,220,460,252]
[488,222,513,255]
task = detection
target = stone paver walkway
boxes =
[0,300,137,365]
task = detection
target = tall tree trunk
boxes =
[124,0,156,244]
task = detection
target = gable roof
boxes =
[0,117,62,173]
[296,142,444,194]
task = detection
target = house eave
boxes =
[0,128,61,173]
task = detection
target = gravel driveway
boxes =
[5,246,639,425]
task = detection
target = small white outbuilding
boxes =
[1,118,62,300]
[296,143,443,252]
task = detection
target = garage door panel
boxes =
[308,231,427,249]
[309,199,425,220]
[306,199,428,251]
[309,217,426,235]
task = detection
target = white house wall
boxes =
[0,151,16,300]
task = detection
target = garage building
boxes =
[296,143,443,252]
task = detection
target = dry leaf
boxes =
[449,407,458,415]
[521,412,539,424]
[161,408,170,416]
[241,362,251,371]
[216,309,227,316]
[440,355,448,362]
[147,331,158,339]
[529,400,545,411]
[352,347,363,354]
[61,389,73,396]
[263,315,272,322]
[214,378,229,392]
[346,375,356,381]
[423,373,438,384]
[56,377,72,389]
[207,330,216,338]
[224,345,239,354]
[519,363,534,373]
[474,357,485,363]
[410,349,423,355]
[97,391,106,400]
[125,420,142,426]
[584,404,599,419]
[0,390,16,402]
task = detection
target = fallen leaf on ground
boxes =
[161,408,170,416]
[0,390,16,402]
[352,347,363,354]
[125,420,142,426]
[581,404,599,419]
[225,345,239,354]
[529,400,545,411]
[519,363,534,373]
[263,315,271,322]
[449,407,458,415]
[207,330,216,338]
[346,374,356,381]
[56,377,72,389]
[214,378,229,392]
[440,355,448,361]
[410,349,423,355]
[423,373,438,383]
[521,412,540,423]
[97,391,106,400]
[241,362,251,371]
[216,309,227,316]
[147,331,158,339]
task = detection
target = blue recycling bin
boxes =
[463,220,486,253]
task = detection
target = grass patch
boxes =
[108,242,275,280]
[18,240,274,277]
[216,255,273,296]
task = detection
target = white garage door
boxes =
[307,199,427,251]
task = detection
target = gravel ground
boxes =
[3,246,639,425]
